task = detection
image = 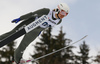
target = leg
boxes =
[14,27,44,63]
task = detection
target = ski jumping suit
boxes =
[0,8,62,63]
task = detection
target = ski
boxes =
[19,35,88,64]
[0,15,48,47]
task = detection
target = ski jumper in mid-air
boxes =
[0,3,70,63]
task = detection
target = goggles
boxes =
[60,10,68,16]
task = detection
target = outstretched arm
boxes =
[11,8,50,23]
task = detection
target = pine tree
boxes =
[0,41,16,64]
[53,27,75,64]
[31,27,75,64]
[77,41,90,64]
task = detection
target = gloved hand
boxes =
[11,18,21,23]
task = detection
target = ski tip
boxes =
[82,35,88,39]
[79,35,88,40]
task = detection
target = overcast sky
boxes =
[0,0,100,63]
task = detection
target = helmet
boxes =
[55,3,70,15]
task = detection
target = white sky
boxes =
[0,0,100,63]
